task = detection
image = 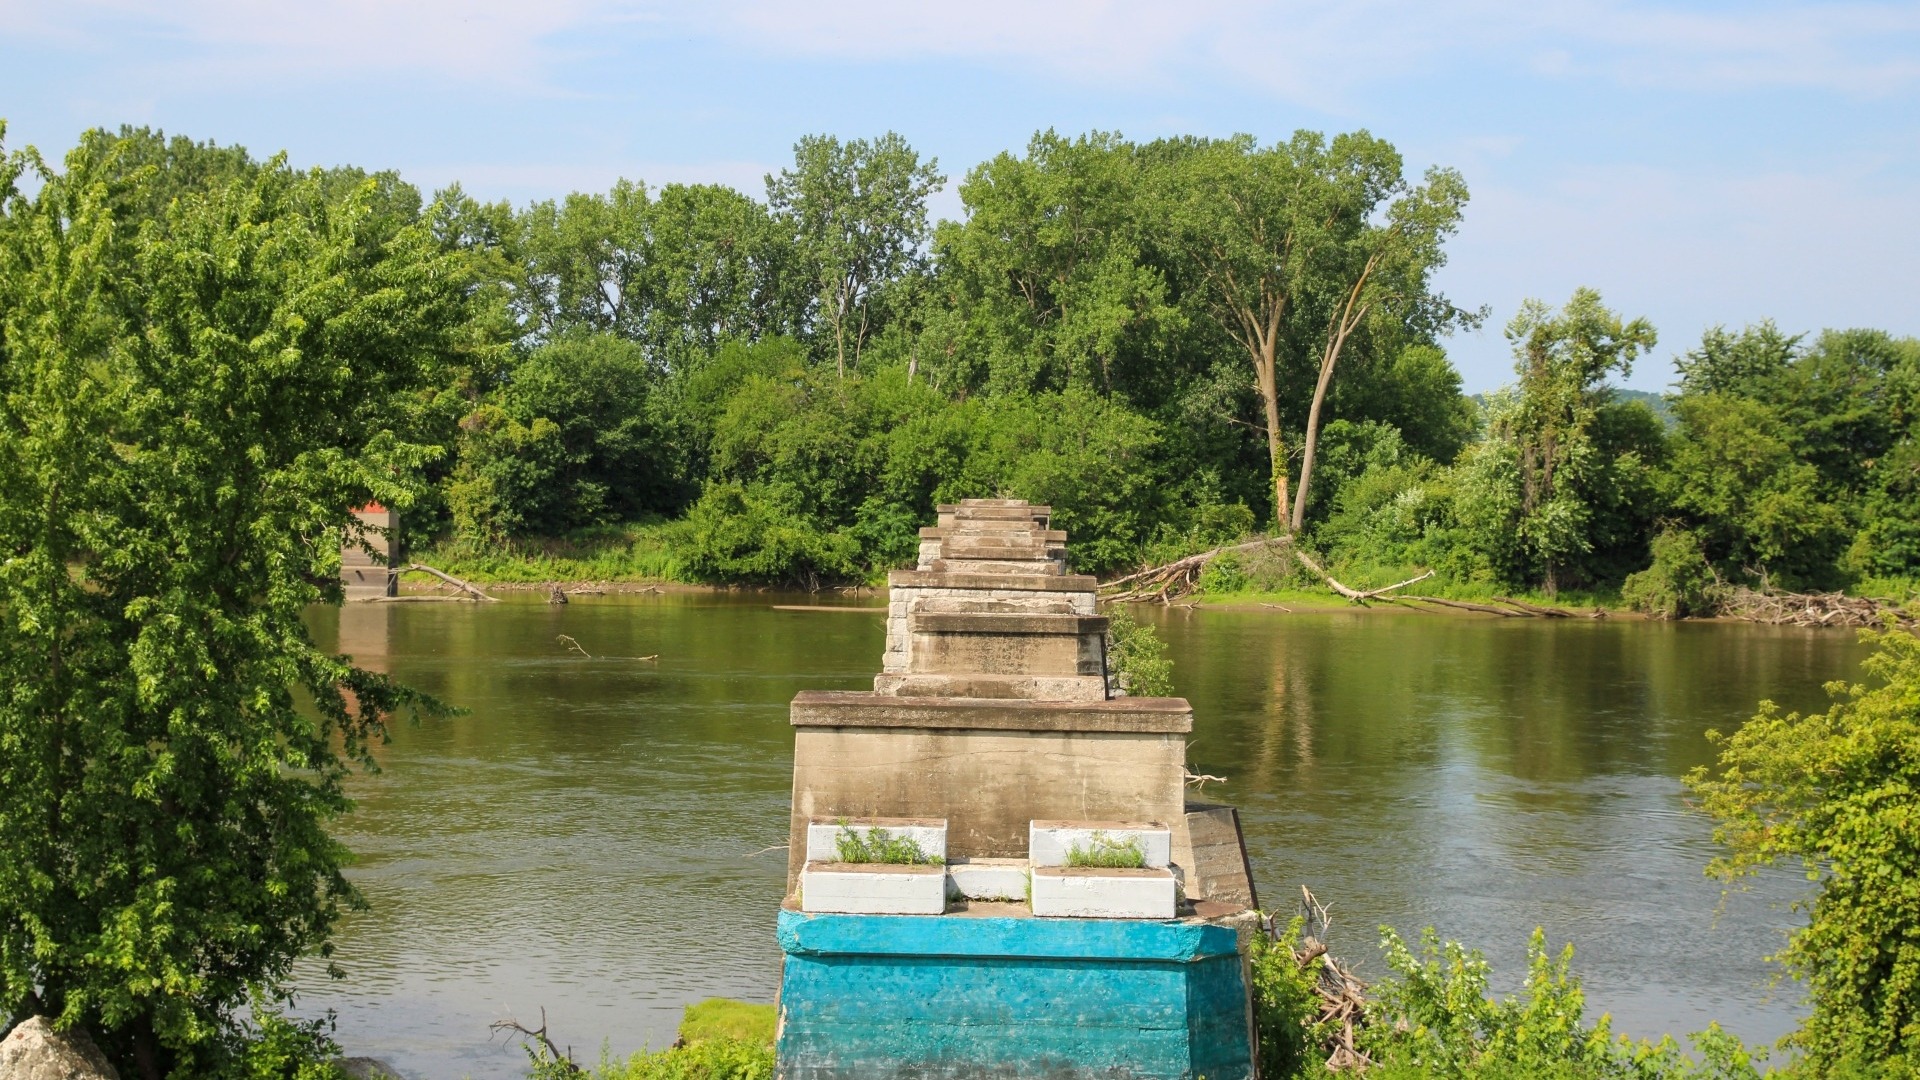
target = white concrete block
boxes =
[806,818,947,864]
[1028,821,1172,868]
[1030,866,1177,919]
[800,862,948,915]
[945,858,1031,901]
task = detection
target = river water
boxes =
[300,595,1868,1078]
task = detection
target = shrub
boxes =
[1104,606,1174,697]
[1622,528,1724,619]
[1690,627,1920,1072]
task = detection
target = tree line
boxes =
[25,124,1915,602]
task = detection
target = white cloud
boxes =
[8,0,1916,100]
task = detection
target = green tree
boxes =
[1483,289,1659,594]
[1691,627,1920,1073]
[767,133,943,377]
[1164,130,1474,532]
[930,130,1179,398]
[0,130,456,1077]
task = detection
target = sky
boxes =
[3,0,1916,392]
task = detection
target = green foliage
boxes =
[1689,628,1920,1072]
[1362,928,1764,1080]
[675,1000,775,1048]
[833,824,940,866]
[1064,833,1146,869]
[232,1011,348,1080]
[767,132,943,376]
[1623,529,1724,619]
[1104,606,1175,697]
[1249,919,1336,1079]
[0,129,454,1076]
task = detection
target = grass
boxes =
[834,823,942,866]
[541,1000,775,1080]
[408,522,689,584]
[1065,832,1147,869]
[676,1000,775,1047]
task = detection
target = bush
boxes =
[1361,927,1764,1080]
[1690,627,1920,1072]
[1104,606,1173,696]
[678,481,861,587]
[1623,528,1724,619]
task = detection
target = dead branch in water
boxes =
[1272,885,1374,1072]
[556,634,658,662]
[397,563,499,602]
[490,1008,579,1074]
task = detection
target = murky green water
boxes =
[300,596,1868,1078]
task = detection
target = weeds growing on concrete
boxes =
[833,823,942,865]
[1065,832,1146,869]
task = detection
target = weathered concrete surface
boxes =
[0,1017,120,1080]
[1028,821,1173,868]
[1030,866,1178,919]
[786,724,1187,889]
[790,692,1190,733]
[800,863,948,915]
[775,909,1252,1080]
[341,505,397,601]
[1172,802,1260,910]
[804,818,947,863]
[945,858,1030,901]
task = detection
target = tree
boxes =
[0,130,456,1077]
[1165,130,1473,533]
[767,133,943,377]
[1691,627,1920,1072]
[931,130,1179,398]
[1496,288,1658,594]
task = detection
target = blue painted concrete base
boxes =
[775,909,1254,1080]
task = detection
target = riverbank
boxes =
[400,529,1914,623]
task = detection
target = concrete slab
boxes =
[1030,866,1178,919]
[805,818,947,864]
[945,858,1031,902]
[799,862,947,915]
[1030,821,1173,868]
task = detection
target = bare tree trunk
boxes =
[1290,263,1376,534]
[1256,341,1290,532]
[1290,350,1340,534]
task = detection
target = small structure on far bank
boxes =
[776,499,1260,1080]
[341,504,397,601]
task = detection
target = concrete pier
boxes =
[776,499,1259,1080]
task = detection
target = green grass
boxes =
[540,1000,776,1080]
[1065,832,1146,869]
[677,999,775,1047]
[833,824,942,865]
[408,522,689,584]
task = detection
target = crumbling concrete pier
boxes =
[776,499,1258,1079]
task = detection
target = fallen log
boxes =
[1396,595,1523,617]
[1491,596,1578,618]
[397,563,499,602]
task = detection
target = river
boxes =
[299,594,1868,1078]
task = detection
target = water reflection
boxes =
[297,597,1866,1078]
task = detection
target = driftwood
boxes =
[556,634,658,661]
[1101,537,1429,606]
[1100,538,1293,602]
[1272,886,1373,1072]
[397,563,499,602]
[1722,586,1916,629]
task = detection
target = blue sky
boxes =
[4,1,1916,392]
